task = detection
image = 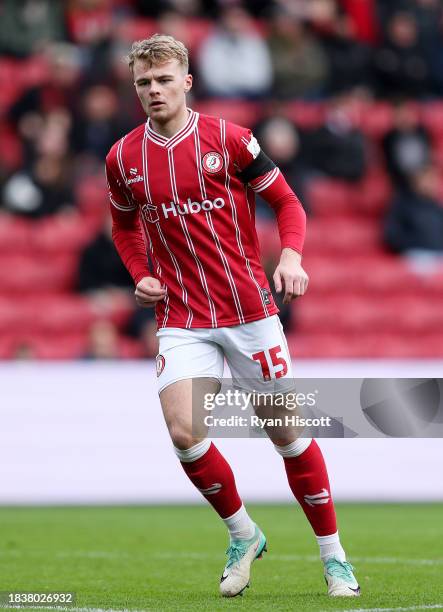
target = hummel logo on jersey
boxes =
[127,172,144,185]
[304,488,330,507]
[198,483,222,495]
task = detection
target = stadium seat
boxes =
[0,254,77,293]
[0,123,22,170]
[114,17,215,54]
[305,255,408,295]
[0,299,22,333]
[30,333,88,360]
[31,215,98,254]
[288,329,443,358]
[358,102,394,138]
[283,101,325,129]
[356,170,392,215]
[421,102,443,137]
[256,218,280,259]
[0,217,31,253]
[0,335,16,359]
[304,217,381,255]
[307,179,355,217]
[76,176,109,226]
[194,100,261,127]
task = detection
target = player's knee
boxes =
[169,425,201,450]
[272,434,298,447]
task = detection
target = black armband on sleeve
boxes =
[237,150,276,184]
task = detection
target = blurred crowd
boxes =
[1,0,443,359]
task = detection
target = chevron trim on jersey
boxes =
[146,109,199,150]
[251,167,280,193]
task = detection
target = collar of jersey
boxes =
[145,108,199,150]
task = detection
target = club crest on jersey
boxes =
[202,151,224,174]
[156,354,165,377]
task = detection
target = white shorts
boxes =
[155,314,294,394]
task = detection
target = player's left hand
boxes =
[273,248,309,304]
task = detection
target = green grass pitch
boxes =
[0,503,442,611]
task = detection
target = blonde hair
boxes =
[127,34,189,73]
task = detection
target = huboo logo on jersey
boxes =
[142,197,225,223]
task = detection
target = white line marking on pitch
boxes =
[1,607,150,612]
[330,605,443,612]
[2,549,443,567]
[150,551,443,567]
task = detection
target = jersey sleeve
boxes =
[105,143,151,285]
[227,123,280,193]
[105,145,137,213]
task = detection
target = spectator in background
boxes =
[157,11,192,50]
[384,164,443,271]
[66,0,114,79]
[198,4,272,98]
[303,92,367,182]
[84,319,120,359]
[134,0,203,17]
[320,9,374,95]
[412,0,443,41]
[382,100,431,190]
[77,209,159,358]
[412,0,443,95]
[1,153,75,218]
[77,216,133,293]
[374,11,431,98]
[131,0,168,17]
[126,308,158,357]
[108,42,146,126]
[254,114,309,213]
[267,8,328,99]
[276,0,336,24]
[0,0,65,57]
[9,43,81,166]
[8,43,81,120]
[340,0,379,46]
[72,84,128,165]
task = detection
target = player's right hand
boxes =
[135,276,167,308]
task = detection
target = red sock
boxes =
[283,440,337,536]
[180,442,242,519]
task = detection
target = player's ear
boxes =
[184,73,193,93]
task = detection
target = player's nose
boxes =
[149,83,161,96]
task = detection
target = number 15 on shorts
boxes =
[252,345,288,381]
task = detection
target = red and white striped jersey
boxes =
[106,109,283,329]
